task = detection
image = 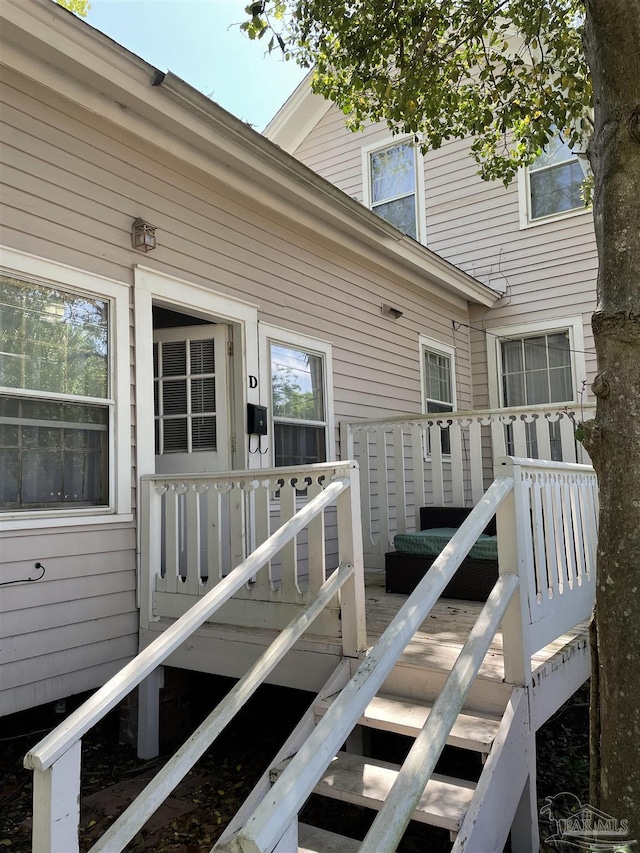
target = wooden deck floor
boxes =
[362,572,589,685]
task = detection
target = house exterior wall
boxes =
[292,105,598,410]
[0,40,480,715]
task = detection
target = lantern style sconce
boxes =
[131,218,157,252]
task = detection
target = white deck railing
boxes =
[341,402,596,566]
[221,457,598,853]
[24,462,366,853]
[140,461,362,639]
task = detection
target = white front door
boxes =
[153,325,230,475]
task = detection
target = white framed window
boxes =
[259,324,335,467]
[0,247,131,527]
[518,133,588,227]
[362,138,426,242]
[419,335,457,456]
[487,317,588,459]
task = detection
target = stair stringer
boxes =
[452,685,539,853]
[214,659,352,851]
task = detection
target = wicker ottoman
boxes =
[385,506,498,601]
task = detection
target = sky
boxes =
[84,0,309,130]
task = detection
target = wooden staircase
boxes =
[215,657,518,853]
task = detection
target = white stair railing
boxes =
[221,473,516,853]
[223,456,598,853]
[24,463,365,853]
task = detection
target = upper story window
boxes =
[270,342,328,467]
[0,275,111,511]
[525,134,586,223]
[366,141,422,240]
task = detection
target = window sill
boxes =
[519,205,591,230]
[0,511,134,532]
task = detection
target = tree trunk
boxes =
[582,0,640,837]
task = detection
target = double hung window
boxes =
[526,134,586,222]
[260,324,334,469]
[368,141,420,240]
[420,336,456,456]
[270,343,326,467]
[0,275,111,511]
[500,331,574,459]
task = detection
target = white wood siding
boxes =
[0,64,475,714]
[293,106,598,409]
[0,526,137,715]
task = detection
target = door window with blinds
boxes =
[0,275,111,511]
[270,343,327,467]
[153,327,227,462]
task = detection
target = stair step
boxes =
[298,822,361,853]
[273,751,476,833]
[314,692,501,754]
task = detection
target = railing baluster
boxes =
[185,488,201,596]
[393,425,407,534]
[512,416,528,457]
[359,430,374,547]
[164,487,179,594]
[559,414,577,463]
[376,429,390,554]
[229,485,246,572]
[468,419,484,505]
[430,421,444,505]
[535,413,552,460]
[206,485,222,585]
[251,483,273,598]
[561,479,577,591]
[449,419,464,506]
[411,424,425,530]
[279,478,300,599]
[306,476,326,593]
[491,416,508,457]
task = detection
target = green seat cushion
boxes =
[393,527,498,560]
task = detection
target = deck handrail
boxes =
[224,473,516,853]
[358,573,519,852]
[25,475,350,774]
[341,401,597,429]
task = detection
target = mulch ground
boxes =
[0,677,589,852]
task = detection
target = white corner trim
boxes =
[0,245,132,526]
[486,315,588,409]
[258,322,336,466]
[361,136,427,245]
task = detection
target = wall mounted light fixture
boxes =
[131,218,157,252]
[381,302,403,320]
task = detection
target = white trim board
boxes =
[133,265,260,480]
